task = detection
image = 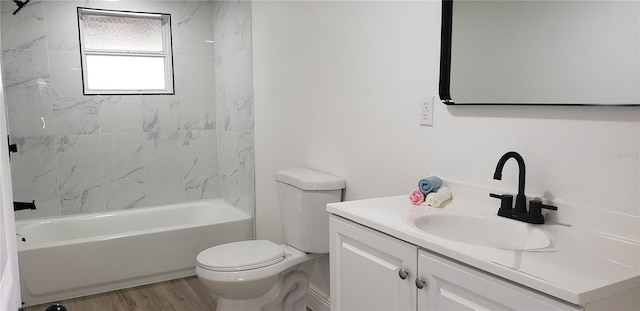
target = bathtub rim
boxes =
[15,199,251,251]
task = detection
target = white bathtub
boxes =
[15,199,252,306]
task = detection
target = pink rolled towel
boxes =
[409,188,425,205]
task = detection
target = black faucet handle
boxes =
[490,193,514,217]
[489,193,513,201]
[541,203,557,211]
[527,200,557,224]
[529,199,557,210]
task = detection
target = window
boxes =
[77,8,174,95]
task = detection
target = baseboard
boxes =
[305,284,330,311]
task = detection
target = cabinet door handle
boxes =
[398,268,408,280]
[415,277,426,289]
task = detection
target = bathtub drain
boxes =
[44,304,68,311]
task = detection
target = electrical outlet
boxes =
[420,96,434,126]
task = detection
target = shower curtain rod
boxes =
[12,0,31,15]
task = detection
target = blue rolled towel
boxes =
[418,176,442,195]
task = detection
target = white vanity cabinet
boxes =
[330,215,581,311]
[416,249,580,311]
[329,214,418,310]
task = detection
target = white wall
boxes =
[252,0,640,305]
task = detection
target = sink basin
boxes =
[411,214,551,250]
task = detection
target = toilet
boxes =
[196,168,345,311]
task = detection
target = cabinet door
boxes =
[330,216,418,311]
[417,250,581,311]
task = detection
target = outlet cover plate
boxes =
[420,96,434,126]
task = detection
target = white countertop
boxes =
[327,191,640,305]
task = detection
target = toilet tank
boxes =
[275,168,345,253]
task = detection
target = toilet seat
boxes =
[197,240,285,272]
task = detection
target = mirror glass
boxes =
[440,0,640,106]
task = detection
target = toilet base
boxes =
[217,269,309,311]
[197,244,322,311]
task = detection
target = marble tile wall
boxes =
[2,0,254,220]
[214,0,255,216]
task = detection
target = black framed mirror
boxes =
[440,0,640,106]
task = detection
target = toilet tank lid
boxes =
[275,168,345,191]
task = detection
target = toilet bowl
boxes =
[196,240,321,311]
[196,168,345,311]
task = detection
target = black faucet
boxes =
[14,200,36,211]
[493,151,527,214]
[490,151,557,224]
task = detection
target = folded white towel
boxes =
[423,187,452,208]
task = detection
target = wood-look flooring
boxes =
[26,276,218,311]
